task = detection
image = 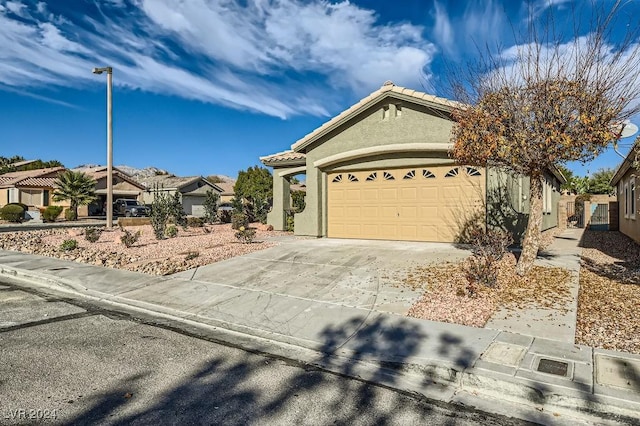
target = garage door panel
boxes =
[328,167,485,242]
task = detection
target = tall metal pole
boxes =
[106,67,113,229]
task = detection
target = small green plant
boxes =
[184,251,199,261]
[235,226,256,244]
[150,187,170,239]
[165,224,178,238]
[42,205,63,222]
[120,229,141,247]
[60,239,78,251]
[187,217,205,227]
[84,226,103,243]
[285,209,295,232]
[232,212,249,230]
[64,208,77,221]
[0,204,25,223]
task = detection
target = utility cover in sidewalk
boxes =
[596,355,640,392]
[537,358,569,376]
[481,342,526,367]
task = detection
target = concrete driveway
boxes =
[172,237,470,315]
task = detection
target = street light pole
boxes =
[93,66,113,229]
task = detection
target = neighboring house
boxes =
[72,166,146,217]
[610,146,640,242]
[216,181,236,204]
[260,81,564,243]
[138,175,223,217]
[0,167,69,212]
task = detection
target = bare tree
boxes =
[448,0,640,275]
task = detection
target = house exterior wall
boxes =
[294,102,456,237]
[617,167,640,243]
[0,189,7,206]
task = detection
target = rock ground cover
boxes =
[577,230,640,354]
[0,224,286,275]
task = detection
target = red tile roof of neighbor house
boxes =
[0,167,65,188]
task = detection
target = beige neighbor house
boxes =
[215,181,236,204]
[261,81,564,243]
[611,145,640,242]
[138,175,223,217]
[0,167,70,216]
[72,166,146,217]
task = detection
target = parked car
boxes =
[113,199,150,217]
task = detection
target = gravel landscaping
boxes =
[577,230,640,354]
[0,223,287,275]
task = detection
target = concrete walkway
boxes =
[485,228,584,343]
[1,248,639,424]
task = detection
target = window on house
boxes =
[332,174,343,183]
[43,190,49,206]
[383,171,395,180]
[423,170,435,178]
[546,181,552,214]
[632,177,636,219]
[366,172,377,181]
[466,167,481,177]
[347,173,358,182]
[625,182,629,218]
[444,168,459,177]
[403,170,415,179]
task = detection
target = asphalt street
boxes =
[0,280,533,426]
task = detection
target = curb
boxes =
[1,265,638,425]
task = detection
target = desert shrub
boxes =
[150,190,170,240]
[285,210,295,232]
[232,212,249,230]
[120,229,141,247]
[0,204,25,223]
[187,217,205,227]
[184,251,199,261]
[42,205,63,222]
[203,190,219,224]
[235,226,256,244]
[64,208,77,221]
[462,227,513,294]
[165,224,178,238]
[219,210,232,223]
[84,226,103,243]
[170,192,187,228]
[60,239,78,251]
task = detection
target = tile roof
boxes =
[259,150,307,166]
[72,166,145,190]
[0,167,65,188]
[137,174,217,191]
[291,81,461,152]
[216,181,235,195]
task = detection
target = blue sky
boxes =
[1,0,639,179]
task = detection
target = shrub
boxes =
[165,224,178,238]
[187,217,205,227]
[184,251,199,261]
[84,226,103,243]
[42,205,63,222]
[150,189,170,240]
[219,210,232,223]
[285,210,295,232]
[0,204,25,223]
[60,239,78,251]
[462,227,513,294]
[232,212,249,230]
[64,208,77,221]
[235,226,256,244]
[203,190,219,224]
[120,229,141,247]
[170,192,187,229]
[6,202,28,212]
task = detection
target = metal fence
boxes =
[566,201,585,228]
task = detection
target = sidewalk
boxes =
[1,248,639,424]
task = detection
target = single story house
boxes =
[72,166,146,216]
[261,81,564,243]
[610,144,640,242]
[138,175,223,217]
[0,167,69,213]
[215,181,236,204]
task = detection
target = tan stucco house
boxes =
[0,167,69,212]
[138,175,223,217]
[611,145,640,242]
[72,166,146,217]
[261,81,564,243]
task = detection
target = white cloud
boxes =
[0,0,436,117]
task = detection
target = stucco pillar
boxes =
[267,173,290,231]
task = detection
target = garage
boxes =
[327,165,485,242]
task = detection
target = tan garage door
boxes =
[327,166,485,242]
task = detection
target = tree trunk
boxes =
[516,175,544,276]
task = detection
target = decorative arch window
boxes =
[466,167,481,177]
[347,173,358,182]
[332,174,343,183]
[366,172,377,181]
[403,170,416,180]
[444,168,459,178]
[423,169,435,179]
[383,171,395,180]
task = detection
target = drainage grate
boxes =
[537,358,569,376]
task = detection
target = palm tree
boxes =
[53,170,97,221]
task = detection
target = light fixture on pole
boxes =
[92,66,113,229]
